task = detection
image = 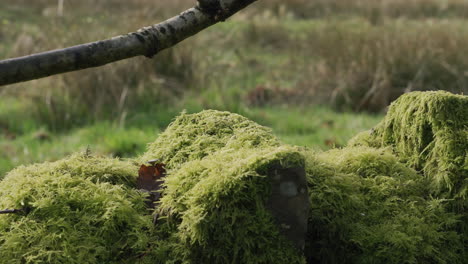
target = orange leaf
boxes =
[137,163,166,209]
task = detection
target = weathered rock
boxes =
[266,163,309,250]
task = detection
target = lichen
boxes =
[304,146,463,264]
[349,91,468,198]
[0,153,154,264]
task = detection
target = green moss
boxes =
[0,153,154,264]
[140,110,281,168]
[0,110,304,264]
[1,106,466,263]
[154,147,305,264]
[347,130,380,148]
[304,146,463,264]
[347,91,468,259]
[141,110,305,264]
[349,91,468,198]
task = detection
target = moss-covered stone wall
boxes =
[0,110,308,264]
[140,110,308,264]
[0,92,466,263]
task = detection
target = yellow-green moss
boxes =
[1,106,466,263]
[155,147,305,264]
[140,110,281,168]
[349,91,468,198]
[304,146,463,264]
[141,110,305,264]
[0,153,154,264]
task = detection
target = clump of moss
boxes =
[141,110,305,264]
[348,91,468,258]
[0,153,154,264]
[155,147,305,264]
[304,146,463,264]
[349,91,468,198]
[140,110,281,168]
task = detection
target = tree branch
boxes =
[0,0,257,86]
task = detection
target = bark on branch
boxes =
[0,0,257,86]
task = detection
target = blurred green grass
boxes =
[1,0,467,176]
[0,104,381,176]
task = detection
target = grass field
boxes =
[1,0,467,176]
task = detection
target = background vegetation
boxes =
[1,0,467,176]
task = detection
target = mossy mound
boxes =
[140,110,281,168]
[349,91,468,198]
[348,91,468,259]
[0,110,307,264]
[153,147,306,264]
[0,154,154,264]
[0,102,466,263]
[142,110,306,264]
[304,146,463,264]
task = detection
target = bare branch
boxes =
[0,0,257,86]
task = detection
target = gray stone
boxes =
[266,163,310,250]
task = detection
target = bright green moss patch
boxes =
[2,152,140,187]
[0,154,154,264]
[349,91,468,198]
[347,91,468,258]
[304,146,463,264]
[140,110,282,168]
[142,110,305,264]
[154,147,305,264]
